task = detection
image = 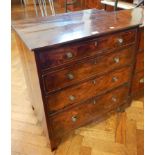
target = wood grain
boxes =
[47,66,131,113]
[12,42,144,153]
[12,3,144,152]
[11,3,144,155]
[12,8,143,50]
[38,29,136,71]
[43,46,135,93]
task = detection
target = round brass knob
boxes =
[66,52,73,59]
[113,57,120,63]
[117,38,124,45]
[112,77,118,82]
[71,116,77,122]
[69,95,75,101]
[139,78,144,83]
[67,73,74,80]
[112,96,117,102]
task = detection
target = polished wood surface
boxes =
[38,29,136,71]
[47,66,132,113]
[12,8,143,50]
[43,47,135,93]
[12,7,144,151]
[50,85,130,138]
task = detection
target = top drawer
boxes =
[37,29,136,71]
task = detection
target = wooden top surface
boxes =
[12,8,144,51]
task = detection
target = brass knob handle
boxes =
[117,38,124,45]
[112,96,117,102]
[94,41,98,47]
[112,77,118,82]
[139,78,144,83]
[71,116,77,122]
[66,52,73,59]
[113,57,120,63]
[67,73,74,80]
[69,95,75,101]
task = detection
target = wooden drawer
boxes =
[49,85,130,138]
[132,71,144,94]
[43,47,134,93]
[38,29,136,71]
[46,66,132,113]
[135,51,144,73]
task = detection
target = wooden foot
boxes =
[50,138,61,151]
[116,107,125,113]
[51,146,58,151]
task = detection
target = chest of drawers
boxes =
[12,8,144,151]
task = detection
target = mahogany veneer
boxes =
[12,8,144,151]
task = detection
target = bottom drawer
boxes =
[49,85,130,138]
[132,71,144,98]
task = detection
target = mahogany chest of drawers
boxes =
[12,8,144,150]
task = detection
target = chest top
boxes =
[12,8,143,51]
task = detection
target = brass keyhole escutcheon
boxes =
[95,41,98,47]
[92,80,96,85]
[93,99,96,105]
[94,59,97,65]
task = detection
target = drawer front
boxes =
[38,29,136,70]
[135,51,144,73]
[43,47,134,93]
[46,66,132,113]
[132,71,144,94]
[49,85,130,138]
